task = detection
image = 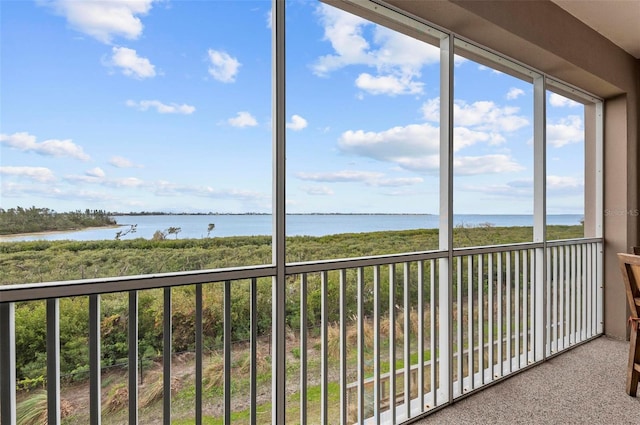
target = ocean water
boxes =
[0,214,584,242]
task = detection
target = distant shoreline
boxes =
[112,212,436,216]
[0,224,121,239]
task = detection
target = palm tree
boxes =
[167,226,181,239]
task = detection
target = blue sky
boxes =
[1,0,586,215]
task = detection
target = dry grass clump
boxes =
[204,354,225,390]
[139,371,182,408]
[104,383,128,413]
[16,390,73,425]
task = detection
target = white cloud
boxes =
[109,156,141,168]
[371,177,424,187]
[0,166,55,182]
[301,186,334,196]
[296,170,422,187]
[86,167,105,178]
[286,114,308,131]
[266,10,272,29]
[547,175,583,191]
[109,47,156,79]
[228,111,257,128]
[547,115,583,147]
[454,155,524,175]
[337,122,523,175]
[153,181,269,205]
[126,99,195,114]
[506,87,525,100]
[461,175,583,197]
[421,97,440,122]
[41,0,155,44]
[312,4,439,96]
[549,93,581,108]
[297,170,383,183]
[355,73,423,96]
[453,100,529,133]
[1,132,90,161]
[207,49,240,83]
[422,97,529,133]
[110,177,145,188]
[339,124,439,163]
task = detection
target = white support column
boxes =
[533,75,546,362]
[595,101,604,334]
[438,34,454,404]
[271,0,286,423]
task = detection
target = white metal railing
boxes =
[0,238,602,424]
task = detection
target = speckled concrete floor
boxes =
[414,336,640,425]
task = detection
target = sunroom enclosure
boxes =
[0,0,603,424]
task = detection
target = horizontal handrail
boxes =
[546,237,602,247]
[286,249,447,274]
[0,265,276,303]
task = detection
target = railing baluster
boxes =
[224,280,231,425]
[467,255,474,390]
[250,278,258,425]
[47,298,61,425]
[163,287,172,425]
[340,269,348,425]
[89,294,101,425]
[403,262,410,420]
[497,253,503,378]
[515,251,520,370]
[570,245,577,344]
[577,245,582,342]
[477,254,484,386]
[560,246,566,350]
[456,257,463,396]
[373,266,381,425]
[488,253,494,381]
[596,241,604,334]
[300,273,308,425]
[430,259,436,407]
[128,291,138,425]
[389,264,396,424]
[532,249,538,360]
[546,247,552,356]
[590,243,595,337]
[552,247,558,353]
[320,272,329,425]
[195,284,203,425]
[418,261,425,408]
[522,250,528,365]
[0,302,16,425]
[582,244,588,340]
[357,267,364,424]
[589,244,595,335]
[506,252,512,375]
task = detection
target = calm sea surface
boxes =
[0,214,584,242]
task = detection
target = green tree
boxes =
[167,227,181,239]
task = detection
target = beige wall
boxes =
[384,0,640,339]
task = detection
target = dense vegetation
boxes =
[0,224,584,391]
[0,206,115,235]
